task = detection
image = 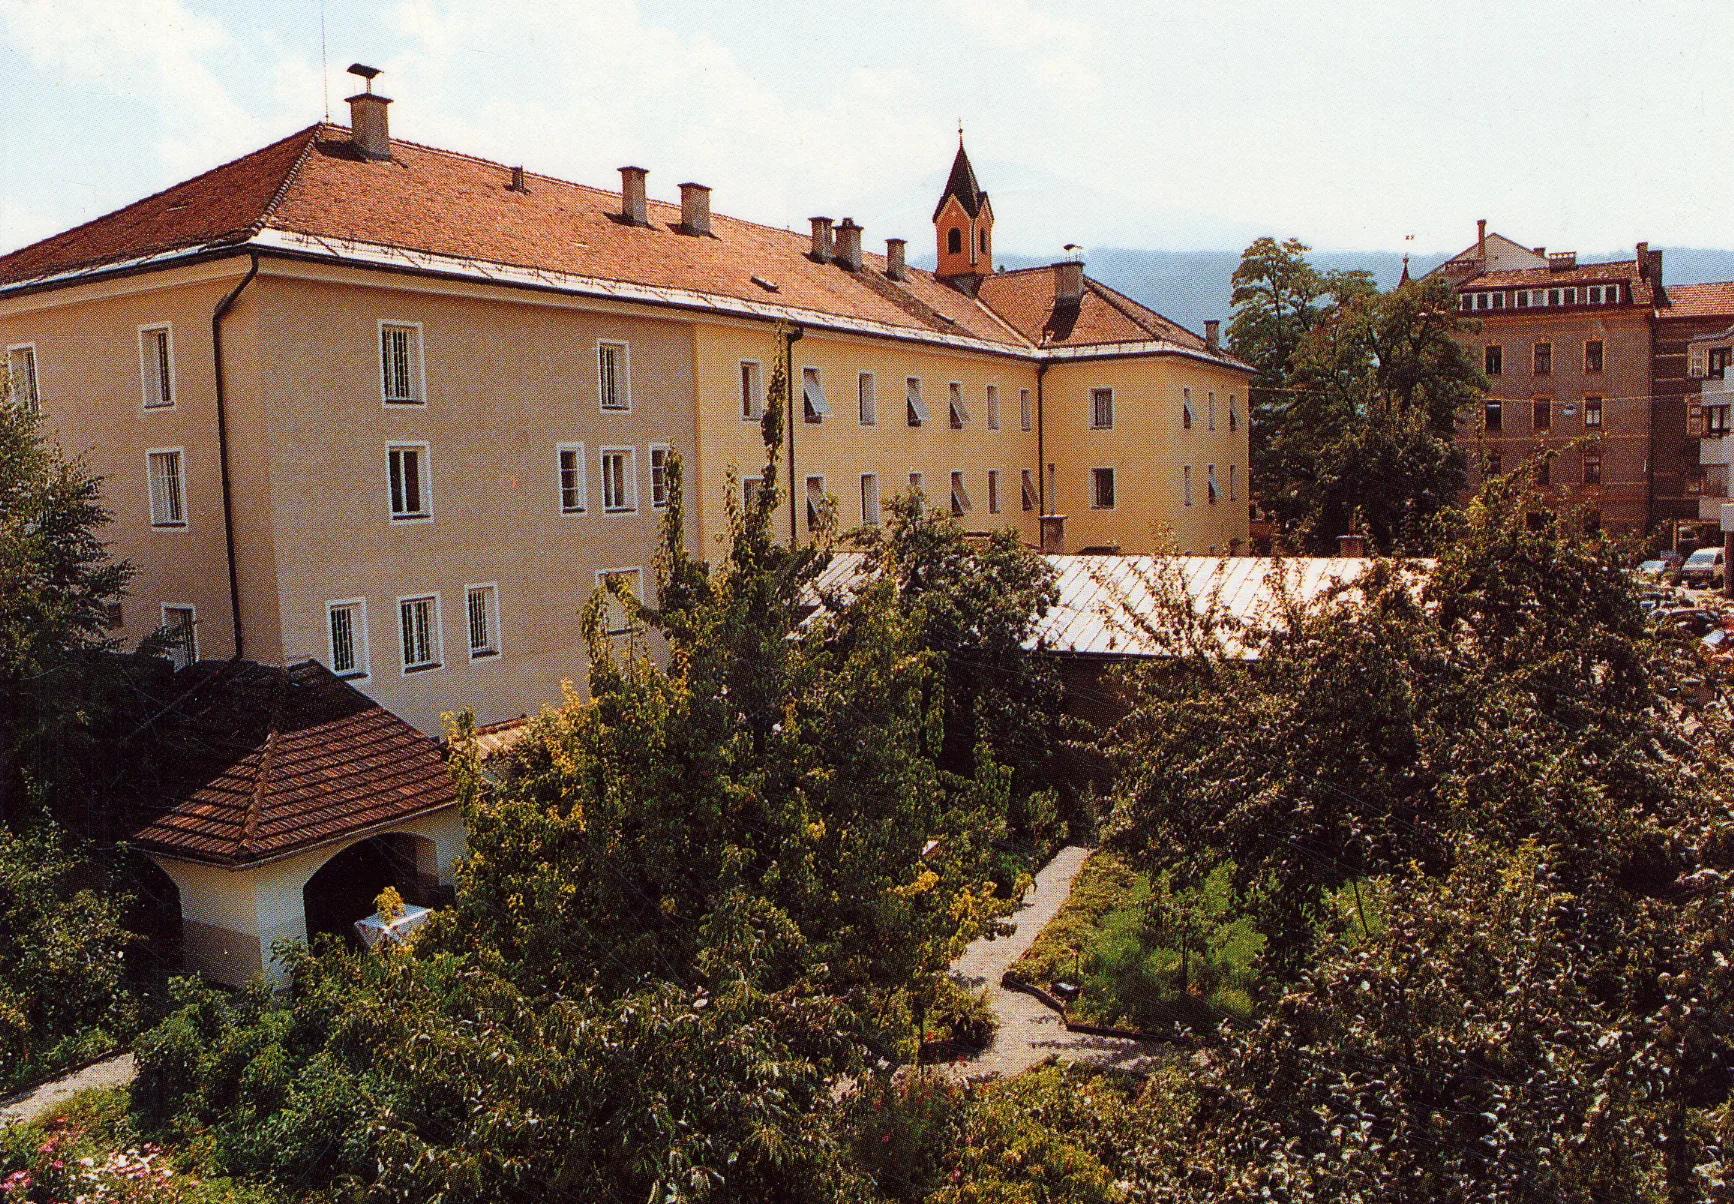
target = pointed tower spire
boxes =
[933,133,993,289]
[1399,255,1411,286]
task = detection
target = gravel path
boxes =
[948,845,1163,1079]
[0,1053,136,1128]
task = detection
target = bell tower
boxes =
[933,131,993,291]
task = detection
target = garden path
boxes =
[0,1053,136,1128]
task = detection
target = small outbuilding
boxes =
[127,659,466,986]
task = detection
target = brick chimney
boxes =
[1337,533,1368,557]
[1548,251,1577,271]
[1204,319,1221,351]
[885,237,907,280]
[1477,218,1487,262]
[1649,248,1664,287]
[833,218,863,270]
[1054,259,1084,304]
[508,165,527,193]
[618,167,649,226]
[810,217,834,263]
[345,64,392,161]
[679,183,711,236]
[1040,514,1066,553]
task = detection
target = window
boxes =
[1585,339,1604,373]
[1021,469,1037,512]
[805,475,827,532]
[1562,287,1577,305]
[1208,391,1217,432]
[802,366,829,423]
[388,444,430,520]
[1229,394,1239,432]
[161,604,197,671]
[380,322,423,404]
[986,385,1000,430]
[1485,344,1503,376]
[948,228,962,254]
[858,372,877,425]
[1092,467,1115,509]
[908,472,924,515]
[980,229,988,254]
[1091,387,1114,430]
[1207,465,1220,504]
[1228,464,1238,501]
[861,473,881,526]
[6,345,38,414]
[1019,388,1033,431]
[950,471,972,517]
[1691,346,1710,378]
[1689,473,1706,496]
[1582,446,1602,486]
[743,477,764,510]
[601,447,637,512]
[1588,285,1602,304]
[906,377,928,426]
[1605,284,1621,304]
[1585,398,1603,428]
[557,444,588,513]
[327,600,368,679]
[740,360,763,421]
[1533,342,1552,375]
[1460,293,1474,312]
[987,469,1001,514]
[1710,405,1733,438]
[1532,399,1551,432]
[1713,347,1733,380]
[598,341,630,411]
[139,326,174,409]
[1547,289,1561,307]
[1182,465,1193,506]
[1491,291,1505,310]
[147,449,186,527]
[1182,388,1195,430]
[1485,400,1502,431]
[1515,290,1531,309]
[398,595,441,673]
[596,569,643,635]
[466,584,500,659]
[949,382,970,428]
[650,444,671,509]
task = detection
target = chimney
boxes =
[1204,320,1221,351]
[1337,533,1368,558]
[885,237,907,281]
[1649,248,1664,288]
[1054,259,1084,304]
[679,183,711,236]
[1477,218,1487,261]
[618,166,649,226]
[1532,247,1546,257]
[809,217,834,263]
[1548,251,1577,272]
[1635,242,1649,278]
[834,218,863,270]
[345,64,392,161]
[1040,514,1066,553]
[508,165,527,193]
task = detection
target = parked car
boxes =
[1637,553,1684,582]
[1681,546,1726,589]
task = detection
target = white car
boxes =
[1681,546,1725,589]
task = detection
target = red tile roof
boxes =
[1662,282,1734,320]
[0,123,1237,366]
[1460,258,1656,305]
[130,659,457,867]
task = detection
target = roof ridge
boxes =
[242,728,278,851]
[251,126,324,236]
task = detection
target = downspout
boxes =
[212,252,260,660]
[1036,359,1049,516]
[785,324,804,544]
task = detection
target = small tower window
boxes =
[948,228,962,254]
[979,229,988,254]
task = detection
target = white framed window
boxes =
[740,360,763,421]
[601,446,637,512]
[858,372,877,426]
[388,443,431,521]
[802,366,829,423]
[987,469,1001,514]
[949,382,970,429]
[138,325,175,409]
[861,473,881,526]
[986,385,1001,430]
[1021,468,1037,512]
[1515,290,1530,309]
[466,583,501,659]
[1547,288,1561,306]
[1019,388,1033,432]
[1182,388,1195,430]
[1563,287,1577,305]
[1091,466,1115,510]
[1091,387,1114,430]
[951,471,972,516]
[595,568,643,635]
[327,598,369,680]
[598,340,630,411]
[805,474,827,532]
[146,448,186,528]
[650,444,671,509]
[379,321,425,405]
[557,443,588,513]
[906,377,928,426]
[908,471,924,515]
[161,604,197,670]
[1208,391,1216,432]
[6,344,39,414]
[1183,465,1193,506]
[743,476,764,510]
[1207,465,1220,504]
[398,594,442,673]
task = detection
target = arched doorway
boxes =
[301,833,435,946]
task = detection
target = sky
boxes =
[3,0,1734,263]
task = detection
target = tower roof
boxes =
[933,138,988,222]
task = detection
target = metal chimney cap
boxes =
[347,63,382,80]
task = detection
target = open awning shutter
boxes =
[907,380,929,424]
[951,472,972,515]
[803,370,830,416]
[949,385,970,428]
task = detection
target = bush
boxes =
[926,977,996,1051]
[1005,851,1136,987]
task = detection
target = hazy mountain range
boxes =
[922,249,1734,339]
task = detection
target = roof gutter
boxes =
[211,252,259,660]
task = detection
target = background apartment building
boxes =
[0,73,1249,733]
